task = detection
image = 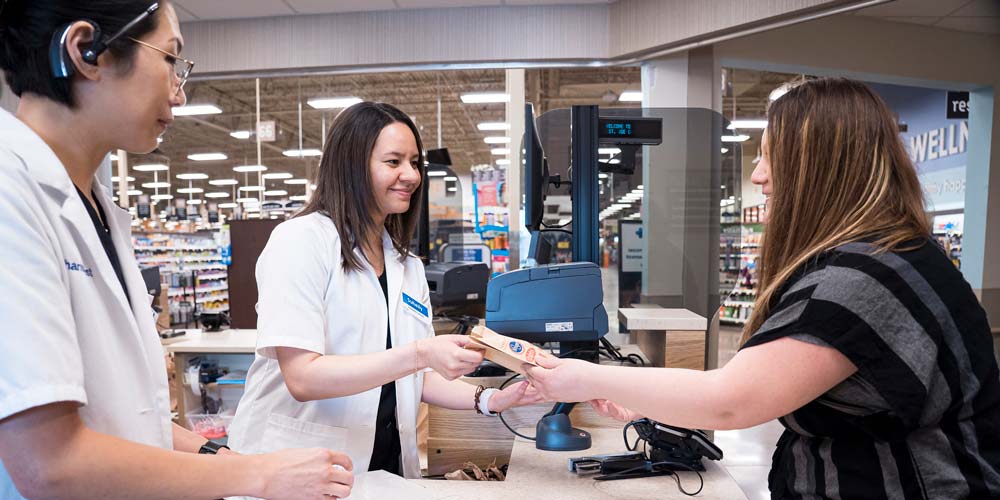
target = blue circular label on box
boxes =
[509,341,523,353]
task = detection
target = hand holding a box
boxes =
[416,334,485,380]
[485,380,546,413]
[523,355,602,403]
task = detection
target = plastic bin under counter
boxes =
[162,329,258,428]
[407,427,747,499]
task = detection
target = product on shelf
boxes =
[133,231,230,327]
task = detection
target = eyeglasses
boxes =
[128,37,195,96]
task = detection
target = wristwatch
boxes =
[198,440,231,455]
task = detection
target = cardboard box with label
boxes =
[467,325,551,375]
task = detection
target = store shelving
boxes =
[719,205,764,326]
[133,232,230,326]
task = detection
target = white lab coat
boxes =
[227,213,434,479]
[0,109,173,498]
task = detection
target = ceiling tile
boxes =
[857,0,970,18]
[173,0,295,21]
[879,16,942,26]
[935,16,1000,34]
[951,0,1000,17]
[286,0,398,14]
[504,0,611,4]
[396,0,500,7]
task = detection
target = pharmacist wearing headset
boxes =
[0,1,353,498]
[227,102,541,478]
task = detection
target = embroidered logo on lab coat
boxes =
[65,259,94,277]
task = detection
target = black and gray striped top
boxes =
[743,238,1000,500]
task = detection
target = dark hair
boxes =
[0,0,165,108]
[298,102,425,272]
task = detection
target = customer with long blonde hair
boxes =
[524,78,1000,499]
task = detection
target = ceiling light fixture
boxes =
[427,170,448,177]
[230,130,252,139]
[176,187,204,194]
[261,172,293,180]
[133,163,169,171]
[491,148,510,156]
[141,182,170,189]
[188,153,228,162]
[727,120,768,130]
[264,190,288,196]
[477,122,509,131]
[290,195,308,201]
[218,202,238,208]
[172,104,223,116]
[721,135,750,142]
[205,192,230,198]
[284,179,309,185]
[618,91,642,102]
[483,136,510,144]
[239,186,264,192]
[460,92,509,104]
[233,165,268,173]
[176,173,209,180]
[307,97,363,109]
[282,149,322,158]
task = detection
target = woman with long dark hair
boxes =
[227,101,541,478]
[0,1,354,498]
[524,78,1000,499]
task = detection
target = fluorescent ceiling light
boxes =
[133,163,168,171]
[447,187,457,192]
[239,186,264,192]
[172,104,222,116]
[598,147,621,155]
[284,179,309,185]
[484,136,510,144]
[727,120,768,130]
[233,165,268,173]
[157,137,163,144]
[618,91,642,102]
[598,173,608,179]
[218,202,238,209]
[608,159,621,165]
[307,97,363,109]
[477,122,509,131]
[237,197,259,204]
[188,153,228,162]
[721,135,750,142]
[283,149,322,158]
[261,172,293,180]
[141,182,170,189]
[186,199,203,205]
[460,92,509,104]
[127,190,143,196]
[110,154,119,161]
[637,185,644,190]
[443,176,458,182]
[210,178,240,185]
[111,176,135,182]
[230,130,252,139]
[205,192,230,198]
[264,190,288,196]
[427,170,448,177]
[491,148,509,156]
[721,148,729,154]
[495,159,510,166]
[176,173,209,180]
[290,195,308,201]
[177,187,204,194]
[150,194,173,201]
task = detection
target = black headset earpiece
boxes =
[49,19,103,79]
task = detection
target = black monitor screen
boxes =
[523,103,548,232]
[527,230,553,265]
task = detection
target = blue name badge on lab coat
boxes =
[402,292,429,318]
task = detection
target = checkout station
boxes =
[159,104,742,499]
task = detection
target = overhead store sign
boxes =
[257,120,276,142]
[946,91,969,119]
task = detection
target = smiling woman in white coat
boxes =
[0,1,353,499]
[227,102,541,479]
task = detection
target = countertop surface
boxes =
[407,427,747,500]
[618,308,708,331]
[161,328,257,354]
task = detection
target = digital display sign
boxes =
[598,117,663,145]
